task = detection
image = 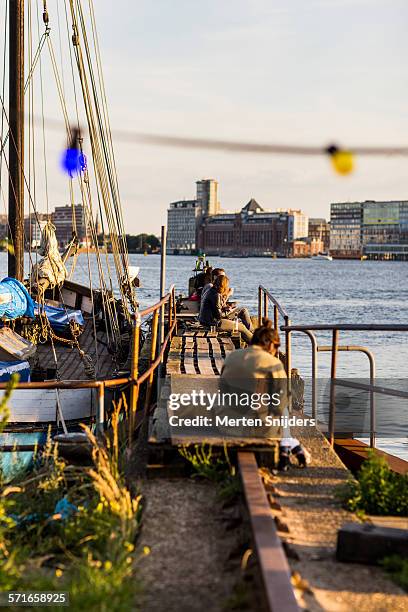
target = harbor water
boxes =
[4,253,407,459]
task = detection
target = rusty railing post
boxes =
[172,286,177,335]
[129,311,141,444]
[274,304,278,330]
[159,225,167,350]
[263,293,268,320]
[168,289,173,330]
[96,383,105,434]
[144,308,159,410]
[258,286,262,326]
[368,351,376,448]
[329,329,339,446]
[284,316,292,413]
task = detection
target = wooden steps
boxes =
[150,329,279,453]
[166,333,235,377]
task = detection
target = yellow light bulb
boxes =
[330,150,354,175]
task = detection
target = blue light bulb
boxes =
[61,147,87,177]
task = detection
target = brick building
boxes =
[198,199,291,256]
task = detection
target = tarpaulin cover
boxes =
[0,359,30,382]
[34,302,84,333]
[0,278,35,320]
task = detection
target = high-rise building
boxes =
[52,204,90,247]
[330,202,363,258]
[286,209,309,242]
[196,179,220,216]
[167,199,200,254]
[362,200,408,259]
[24,213,52,248]
[330,200,408,259]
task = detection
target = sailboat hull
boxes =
[0,387,96,479]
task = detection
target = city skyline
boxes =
[1,0,407,235]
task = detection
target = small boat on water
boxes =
[312,252,333,261]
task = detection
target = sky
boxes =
[1,0,408,234]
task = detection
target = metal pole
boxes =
[284,316,291,377]
[263,293,268,320]
[8,0,24,280]
[144,309,159,410]
[318,345,376,447]
[159,226,167,348]
[329,329,339,445]
[129,313,141,444]
[96,384,105,434]
[258,286,262,326]
[173,286,177,335]
[302,330,318,420]
[284,316,292,413]
[368,352,376,448]
[274,305,278,331]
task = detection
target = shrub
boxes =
[0,399,143,609]
[381,555,408,592]
[338,451,408,516]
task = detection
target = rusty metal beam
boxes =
[238,452,299,612]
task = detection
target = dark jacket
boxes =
[199,287,223,327]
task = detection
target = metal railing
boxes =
[258,285,291,377]
[0,285,178,440]
[258,285,408,449]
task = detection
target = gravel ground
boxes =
[269,428,407,611]
[134,428,406,611]
[137,478,241,612]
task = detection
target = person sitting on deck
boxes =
[201,267,225,300]
[220,318,310,467]
[192,265,213,300]
[199,275,253,343]
[201,269,253,332]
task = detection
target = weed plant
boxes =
[381,555,408,591]
[0,394,144,611]
[337,451,408,516]
[179,443,242,502]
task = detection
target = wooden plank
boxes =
[3,388,95,423]
[238,452,299,612]
[207,338,224,375]
[183,343,196,375]
[195,338,209,348]
[196,356,215,375]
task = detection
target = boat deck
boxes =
[33,316,122,381]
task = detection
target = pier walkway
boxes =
[145,308,406,611]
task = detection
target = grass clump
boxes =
[0,399,144,611]
[179,443,241,502]
[381,555,408,592]
[337,451,408,516]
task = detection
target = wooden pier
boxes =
[139,287,408,611]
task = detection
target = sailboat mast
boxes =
[8,0,24,280]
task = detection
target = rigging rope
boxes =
[68,0,136,316]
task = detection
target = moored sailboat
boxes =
[0,0,138,477]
